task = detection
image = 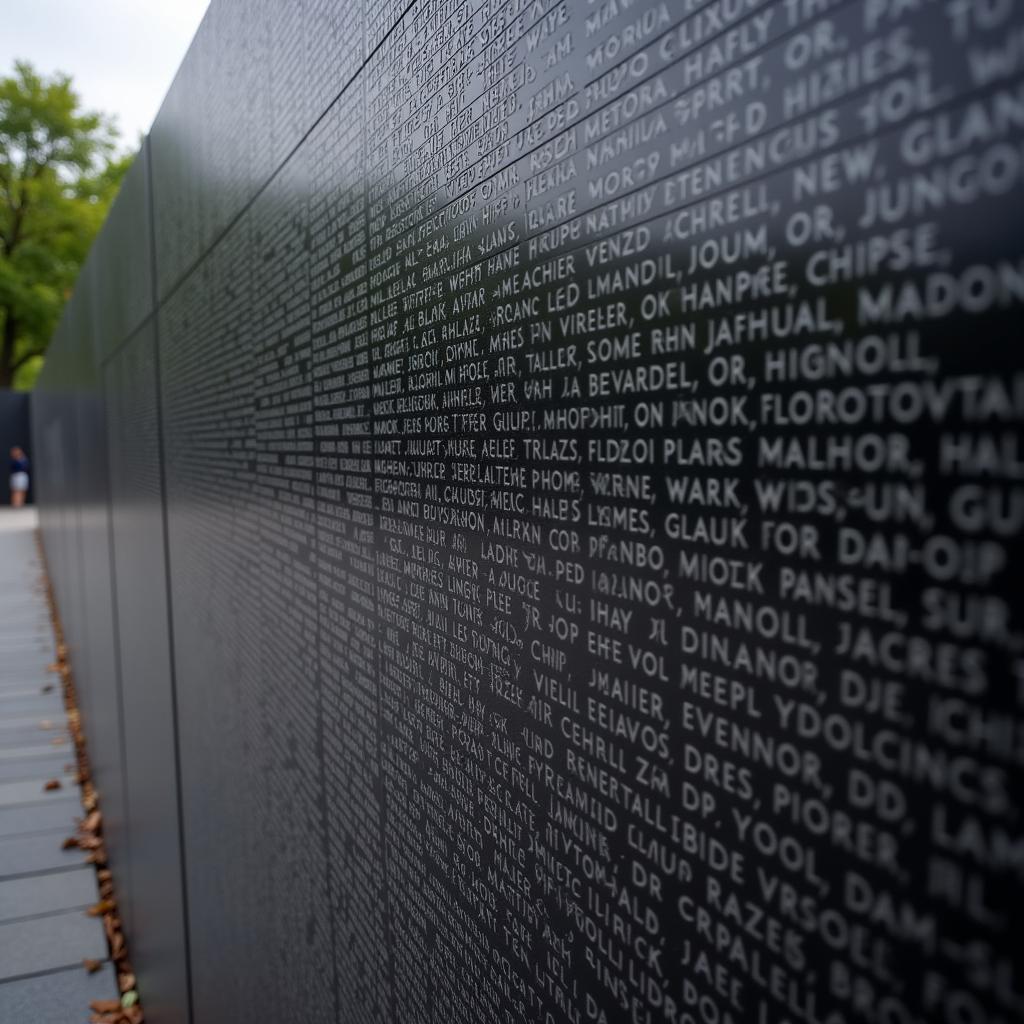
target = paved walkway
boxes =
[0,508,119,1021]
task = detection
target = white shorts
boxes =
[10,472,28,493]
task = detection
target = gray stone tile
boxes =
[0,799,78,839]
[0,651,53,665]
[0,742,71,760]
[0,695,68,717]
[0,758,74,784]
[0,684,62,698]
[0,867,97,921]
[0,681,56,697]
[0,663,53,680]
[0,909,109,979]
[0,631,52,644]
[0,728,70,751]
[0,712,61,732]
[0,832,88,877]
[0,659,47,671]
[0,672,51,683]
[0,961,118,1021]
[0,778,77,809]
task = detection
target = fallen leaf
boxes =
[62,836,79,850]
[83,811,102,832]
[123,1007,144,1024]
[118,973,136,993]
[43,779,62,791]
[83,958,103,974]
[121,991,139,1007]
[46,662,60,673]
[87,899,116,917]
[89,1000,121,1013]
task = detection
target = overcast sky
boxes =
[0,0,210,150]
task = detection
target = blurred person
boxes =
[9,447,29,507]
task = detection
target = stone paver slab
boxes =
[0,832,87,878]
[0,961,117,1021]
[0,909,108,979]
[0,866,96,921]
[0,799,79,839]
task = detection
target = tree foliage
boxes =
[0,61,130,389]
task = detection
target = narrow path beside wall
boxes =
[0,508,120,1021]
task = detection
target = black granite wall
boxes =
[34,2,1024,1023]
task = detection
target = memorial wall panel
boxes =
[248,145,336,1024]
[72,383,128,902]
[104,321,190,1023]
[91,144,155,361]
[309,80,394,1024]
[159,222,265,1024]
[149,33,212,303]
[62,266,130,875]
[33,1,1024,1023]
[53,284,89,672]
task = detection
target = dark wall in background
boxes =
[34,2,1024,1024]
[0,391,32,504]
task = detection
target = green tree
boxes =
[0,61,130,390]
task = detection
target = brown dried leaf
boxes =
[62,836,79,850]
[82,810,102,833]
[46,662,60,673]
[43,778,62,791]
[118,973,136,993]
[83,958,103,974]
[87,899,116,917]
[123,1007,144,1024]
[89,1000,122,1013]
